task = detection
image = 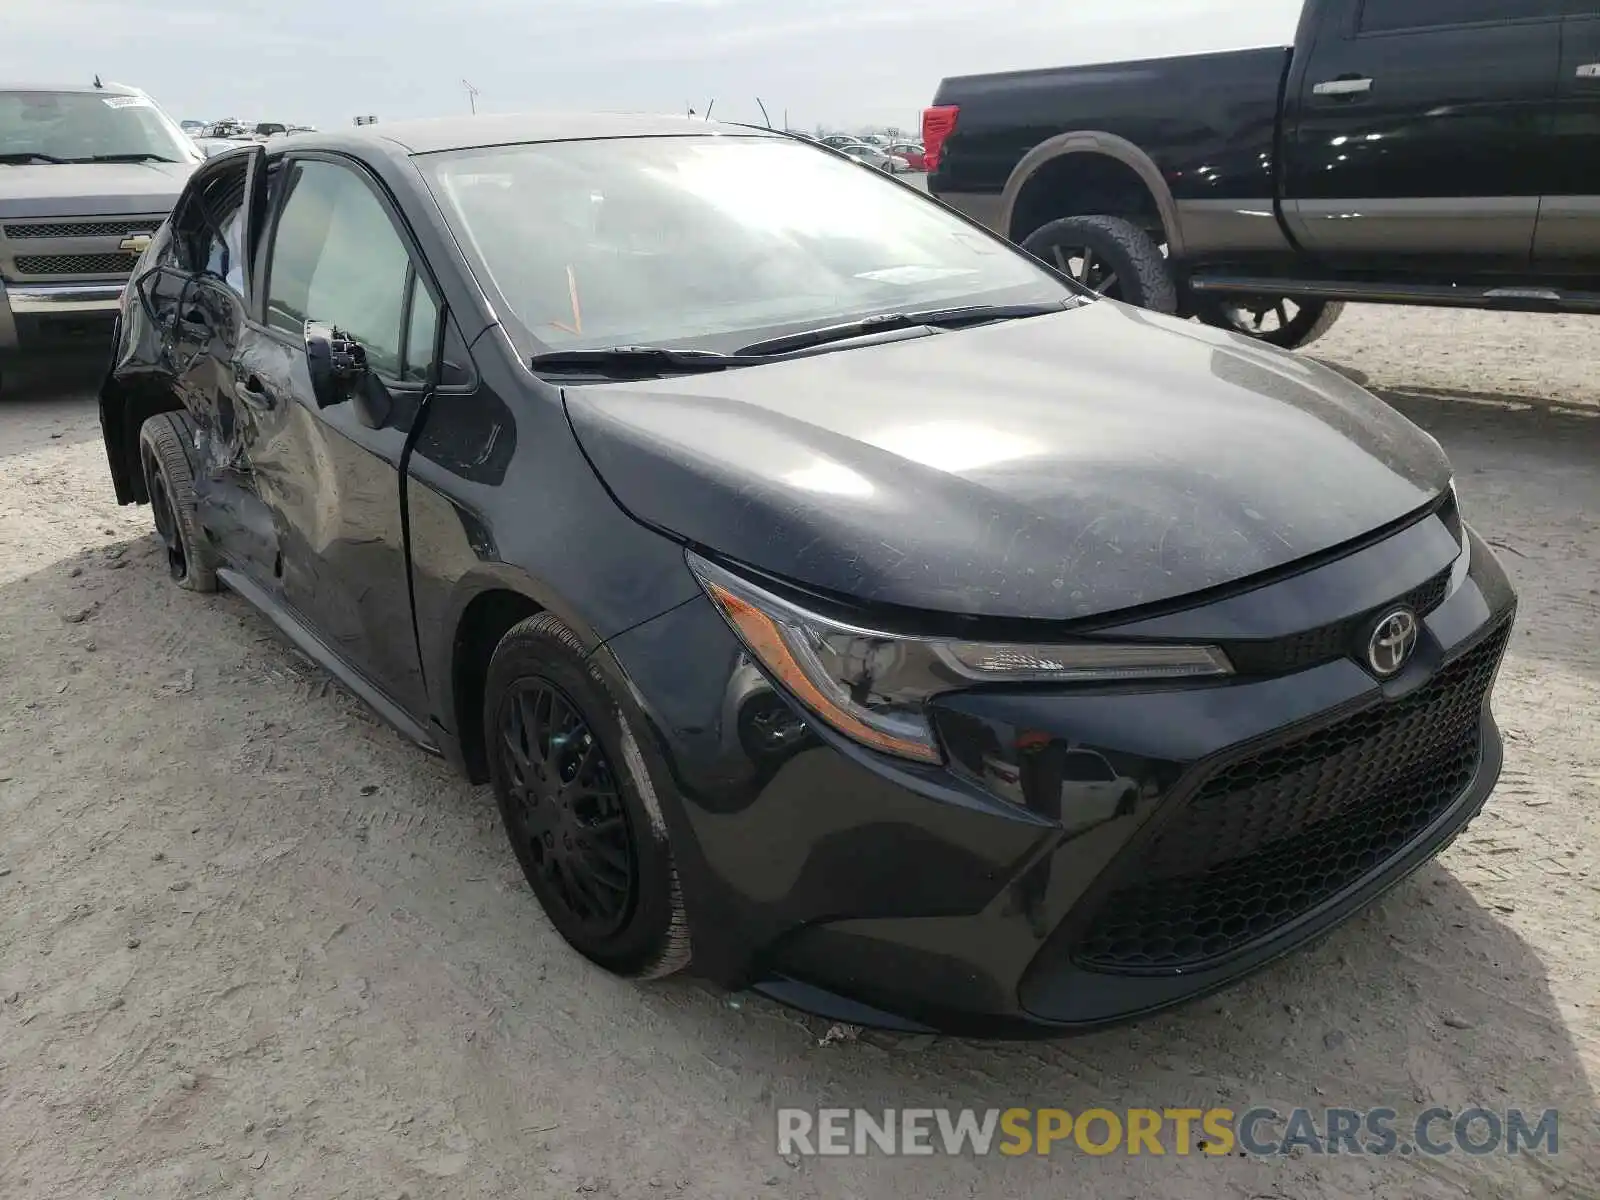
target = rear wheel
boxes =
[1019,215,1178,314]
[138,411,218,593]
[1191,295,1345,349]
[484,613,692,979]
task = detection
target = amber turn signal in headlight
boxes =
[688,551,1232,766]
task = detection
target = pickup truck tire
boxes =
[1191,295,1345,350]
[138,411,219,594]
[1019,215,1178,314]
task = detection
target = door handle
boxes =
[1313,77,1373,97]
[1578,63,1600,79]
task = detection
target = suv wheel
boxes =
[138,412,218,593]
[1019,215,1178,314]
[484,613,693,979]
[1192,295,1345,349]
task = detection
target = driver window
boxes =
[266,159,411,377]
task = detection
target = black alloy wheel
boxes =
[484,613,693,979]
[497,679,637,937]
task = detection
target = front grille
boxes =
[13,252,140,276]
[1073,618,1511,973]
[4,218,157,239]
[1223,568,1453,677]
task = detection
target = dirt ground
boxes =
[1,306,1597,1199]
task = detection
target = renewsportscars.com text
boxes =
[777,1106,1560,1158]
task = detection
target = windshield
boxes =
[418,135,1075,355]
[0,90,197,162]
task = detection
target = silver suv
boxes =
[0,81,198,389]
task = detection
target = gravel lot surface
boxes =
[1,307,1596,1198]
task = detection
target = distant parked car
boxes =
[838,143,904,172]
[884,141,927,171]
[253,122,287,138]
[179,119,205,134]
[820,134,865,150]
[199,119,251,139]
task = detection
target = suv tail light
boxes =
[921,105,959,173]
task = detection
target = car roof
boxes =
[276,112,784,157]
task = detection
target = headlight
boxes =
[687,552,1232,765]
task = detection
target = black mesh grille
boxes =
[1223,568,1454,677]
[13,252,140,276]
[4,219,157,239]
[1073,619,1511,973]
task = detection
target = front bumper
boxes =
[0,280,124,353]
[599,508,1517,1036]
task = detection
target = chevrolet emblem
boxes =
[119,233,153,255]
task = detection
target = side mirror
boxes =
[305,321,365,408]
[304,321,393,428]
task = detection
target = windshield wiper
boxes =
[530,345,772,379]
[0,152,68,164]
[67,153,181,164]
[734,301,1069,358]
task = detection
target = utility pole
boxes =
[462,79,480,115]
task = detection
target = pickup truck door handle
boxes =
[1313,77,1373,97]
[1577,63,1600,79]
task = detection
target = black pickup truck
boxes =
[924,0,1600,347]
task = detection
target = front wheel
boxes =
[1019,215,1178,314]
[1191,295,1345,349]
[484,613,692,980]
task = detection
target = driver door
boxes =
[237,153,446,720]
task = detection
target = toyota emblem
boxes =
[1367,608,1419,677]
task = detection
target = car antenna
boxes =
[93,74,103,89]
[755,97,773,129]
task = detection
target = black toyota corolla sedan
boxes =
[98,113,1516,1036]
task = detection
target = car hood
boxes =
[564,301,1452,621]
[0,161,194,219]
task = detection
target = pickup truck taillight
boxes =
[921,104,959,172]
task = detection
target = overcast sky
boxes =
[16,0,1298,132]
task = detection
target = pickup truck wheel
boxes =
[138,412,218,593]
[1019,215,1178,314]
[485,613,693,980]
[1192,295,1345,349]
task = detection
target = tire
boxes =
[484,613,692,980]
[1019,215,1178,314]
[138,411,218,593]
[1191,295,1345,350]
